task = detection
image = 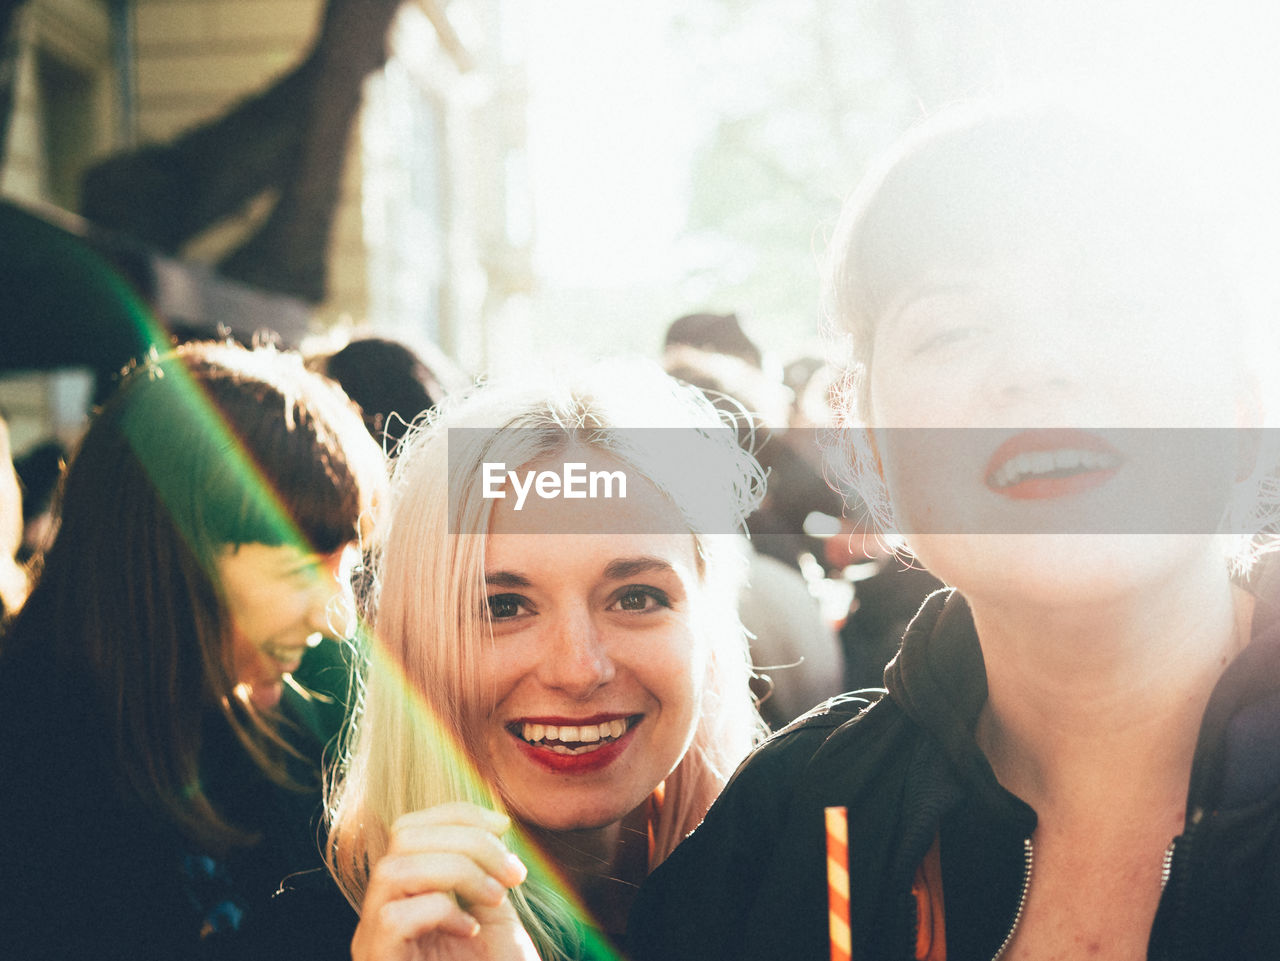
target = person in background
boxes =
[304,335,459,700]
[12,437,66,563]
[628,99,1280,960]
[663,311,764,370]
[310,336,451,456]
[267,359,766,961]
[664,332,846,727]
[0,414,28,620]
[0,341,384,960]
[780,355,947,694]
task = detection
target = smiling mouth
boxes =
[507,716,640,756]
[987,447,1123,489]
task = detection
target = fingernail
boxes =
[504,852,528,884]
[452,911,481,938]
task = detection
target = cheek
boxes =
[227,629,267,683]
[223,581,279,645]
[867,352,986,430]
[1123,354,1242,427]
[651,625,709,728]
[468,646,508,722]
[876,429,985,538]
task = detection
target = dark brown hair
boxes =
[2,342,383,849]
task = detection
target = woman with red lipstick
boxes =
[0,342,384,959]
[316,359,766,961]
[628,101,1280,961]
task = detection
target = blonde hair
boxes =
[326,357,765,958]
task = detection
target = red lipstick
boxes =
[508,714,640,775]
[985,429,1122,501]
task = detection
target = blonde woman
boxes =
[628,101,1280,961]
[310,359,766,960]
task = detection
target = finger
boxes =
[367,850,510,908]
[387,823,527,888]
[391,802,511,836]
[364,890,480,947]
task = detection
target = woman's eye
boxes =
[612,586,671,613]
[486,594,528,620]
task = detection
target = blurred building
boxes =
[0,0,530,450]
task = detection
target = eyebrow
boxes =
[484,570,533,589]
[603,556,677,581]
[483,556,679,590]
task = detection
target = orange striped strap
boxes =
[825,806,851,961]
[911,834,946,961]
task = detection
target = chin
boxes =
[934,533,1220,610]
[248,680,284,710]
[514,797,635,834]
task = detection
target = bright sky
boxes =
[522,0,698,288]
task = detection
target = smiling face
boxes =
[217,542,352,709]
[865,242,1248,607]
[472,453,708,833]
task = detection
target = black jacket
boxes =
[0,662,340,961]
[628,589,1280,960]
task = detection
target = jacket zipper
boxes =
[1160,838,1176,891]
[1165,806,1204,961]
[989,836,1034,961]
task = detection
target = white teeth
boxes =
[552,742,604,755]
[990,448,1120,488]
[518,718,631,746]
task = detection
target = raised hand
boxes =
[351,802,540,961]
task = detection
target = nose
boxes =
[982,305,1090,415]
[536,607,616,698]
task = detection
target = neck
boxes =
[971,558,1252,818]
[522,804,650,936]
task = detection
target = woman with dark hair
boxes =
[0,341,384,960]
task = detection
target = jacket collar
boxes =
[885,585,1280,818]
[1190,594,1280,813]
[883,588,1033,826]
